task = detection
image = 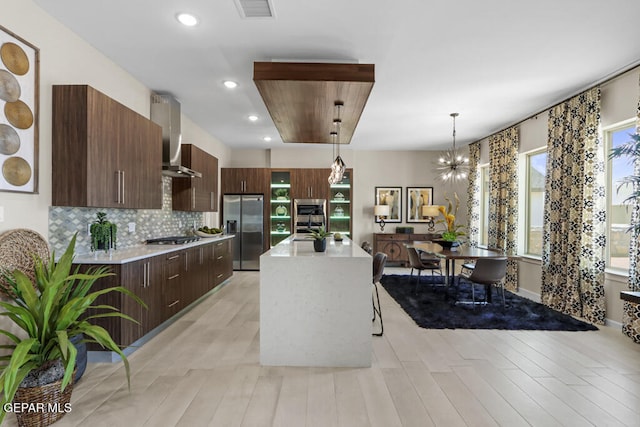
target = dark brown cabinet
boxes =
[121,257,163,345]
[212,239,233,287]
[162,251,183,319]
[182,245,207,305]
[373,233,441,265]
[220,168,269,194]
[172,144,219,212]
[79,238,234,351]
[52,85,162,209]
[290,168,331,200]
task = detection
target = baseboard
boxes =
[88,277,233,363]
[605,319,623,329]
[514,287,541,303]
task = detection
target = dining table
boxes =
[407,241,511,301]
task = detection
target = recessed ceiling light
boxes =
[263,136,272,142]
[248,115,259,122]
[223,80,238,89]
[176,13,198,27]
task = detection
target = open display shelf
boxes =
[270,171,292,247]
[328,170,352,236]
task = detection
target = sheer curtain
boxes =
[466,142,481,248]
[623,77,640,342]
[488,127,519,291]
[541,87,606,325]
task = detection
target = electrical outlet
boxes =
[128,222,136,232]
[87,223,91,235]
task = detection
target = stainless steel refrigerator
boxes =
[223,194,264,270]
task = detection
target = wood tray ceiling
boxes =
[253,62,375,144]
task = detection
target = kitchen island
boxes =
[260,234,372,367]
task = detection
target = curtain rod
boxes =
[476,59,640,143]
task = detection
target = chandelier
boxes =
[436,112,469,182]
[328,101,346,184]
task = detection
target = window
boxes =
[525,150,547,256]
[605,120,635,272]
[479,164,490,246]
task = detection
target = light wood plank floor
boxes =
[6,271,639,427]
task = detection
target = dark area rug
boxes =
[380,274,598,331]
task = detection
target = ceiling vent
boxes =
[234,0,274,18]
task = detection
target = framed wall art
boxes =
[374,186,401,223]
[406,187,434,223]
[0,25,39,193]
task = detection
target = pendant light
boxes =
[328,101,346,184]
[436,112,469,183]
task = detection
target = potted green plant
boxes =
[308,226,332,252]
[0,234,145,425]
[435,192,466,248]
[90,211,117,252]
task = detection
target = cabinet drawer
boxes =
[375,234,409,241]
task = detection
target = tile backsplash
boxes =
[48,177,205,254]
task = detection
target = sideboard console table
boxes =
[373,233,440,265]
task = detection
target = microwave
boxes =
[294,199,326,233]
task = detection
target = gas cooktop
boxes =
[145,236,200,245]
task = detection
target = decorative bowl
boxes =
[195,230,223,238]
[434,238,459,249]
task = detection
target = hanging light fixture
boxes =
[328,101,346,184]
[436,112,469,182]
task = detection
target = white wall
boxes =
[0,0,230,237]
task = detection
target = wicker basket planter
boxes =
[12,373,74,427]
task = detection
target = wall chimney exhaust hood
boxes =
[150,93,202,178]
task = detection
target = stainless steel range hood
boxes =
[150,93,202,178]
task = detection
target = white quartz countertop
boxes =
[72,234,235,265]
[262,234,370,258]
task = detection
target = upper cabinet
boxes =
[290,168,331,200]
[220,168,269,194]
[52,85,162,209]
[172,144,219,212]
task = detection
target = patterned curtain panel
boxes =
[541,87,606,325]
[622,77,640,343]
[488,127,519,291]
[466,142,481,248]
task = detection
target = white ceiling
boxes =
[33,0,640,151]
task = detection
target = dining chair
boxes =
[372,252,387,336]
[457,257,508,307]
[406,246,442,293]
[460,247,503,275]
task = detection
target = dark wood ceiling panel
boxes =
[253,62,375,144]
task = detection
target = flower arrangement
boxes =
[437,192,466,242]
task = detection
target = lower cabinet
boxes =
[79,238,233,351]
[162,251,183,319]
[121,256,163,345]
[212,239,233,287]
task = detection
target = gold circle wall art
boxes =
[2,156,31,186]
[0,42,29,75]
[0,25,38,193]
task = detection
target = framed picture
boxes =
[406,187,434,223]
[375,187,402,223]
[0,25,39,193]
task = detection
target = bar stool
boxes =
[372,252,387,336]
